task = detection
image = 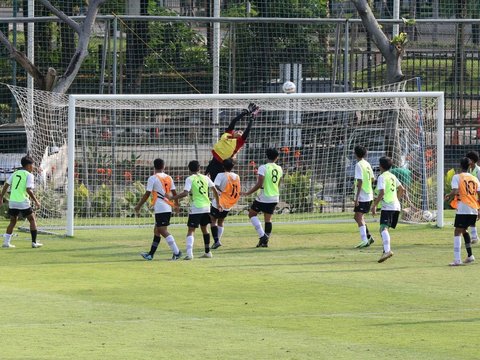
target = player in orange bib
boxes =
[134,158,182,261]
[210,158,241,249]
[205,103,260,182]
[444,157,480,266]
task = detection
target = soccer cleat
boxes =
[211,241,222,250]
[256,235,269,248]
[449,260,464,266]
[355,241,369,249]
[367,235,375,246]
[472,238,479,245]
[464,255,475,264]
[378,251,394,263]
[171,251,182,261]
[141,252,153,261]
[2,243,15,248]
[31,242,43,248]
[183,255,193,261]
[199,252,213,259]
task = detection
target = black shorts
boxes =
[454,214,477,229]
[354,201,372,214]
[205,158,224,182]
[187,213,211,228]
[8,207,33,217]
[250,200,277,215]
[155,212,172,227]
[210,206,230,219]
[380,210,400,229]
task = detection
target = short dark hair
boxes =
[21,156,34,167]
[379,156,393,171]
[188,160,200,172]
[354,145,367,158]
[266,148,279,161]
[223,158,235,172]
[466,151,479,163]
[461,157,471,172]
[153,158,164,170]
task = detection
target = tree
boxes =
[222,0,330,92]
[350,0,405,84]
[0,0,107,93]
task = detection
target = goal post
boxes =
[7,84,444,236]
[65,91,444,236]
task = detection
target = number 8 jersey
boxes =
[256,163,283,203]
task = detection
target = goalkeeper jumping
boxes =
[205,103,260,181]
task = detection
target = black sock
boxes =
[149,235,161,256]
[31,230,38,243]
[211,226,219,242]
[366,225,371,238]
[464,232,473,257]
[203,233,210,253]
[265,222,272,237]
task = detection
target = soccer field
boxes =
[0,218,478,359]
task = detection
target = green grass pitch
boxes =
[0,217,478,359]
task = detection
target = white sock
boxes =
[250,216,265,237]
[165,235,179,255]
[186,235,194,257]
[3,233,12,245]
[381,229,391,252]
[470,227,478,239]
[217,226,224,240]
[359,225,367,241]
[454,235,462,262]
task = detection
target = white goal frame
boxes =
[66,91,445,236]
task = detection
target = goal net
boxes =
[8,85,444,236]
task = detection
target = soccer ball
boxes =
[282,81,296,94]
[422,210,434,222]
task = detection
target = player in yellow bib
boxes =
[0,156,42,249]
[353,145,375,248]
[371,156,404,263]
[444,157,480,266]
[205,103,260,181]
[134,158,182,261]
[465,151,480,244]
[168,160,221,260]
[209,158,241,250]
[242,148,283,248]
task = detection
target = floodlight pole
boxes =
[393,0,400,37]
[212,0,220,143]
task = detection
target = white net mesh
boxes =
[8,84,441,234]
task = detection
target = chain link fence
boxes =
[0,1,479,170]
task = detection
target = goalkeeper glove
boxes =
[247,103,260,117]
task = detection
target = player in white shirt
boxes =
[210,158,241,250]
[0,156,42,249]
[465,151,480,244]
[444,157,480,266]
[371,156,404,263]
[242,148,283,248]
[353,145,375,248]
[168,160,221,260]
[135,158,182,261]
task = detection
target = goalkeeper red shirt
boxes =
[212,130,246,162]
